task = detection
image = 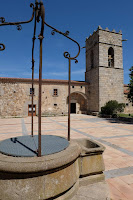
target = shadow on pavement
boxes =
[104,117,133,125]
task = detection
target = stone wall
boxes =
[99,67,124,108]
[85,29,99,112]
[124,97,133,114]
[0,82,32,117]
[86,26,124,112]
[86,31,99,71]
[99,29,122,69]
[123,85,133,114]
[85,68,99,112]
[0,78,88,117]
[98,28,124,109]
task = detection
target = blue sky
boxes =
[0,0,132,84]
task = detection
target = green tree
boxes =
[128,66,133,103]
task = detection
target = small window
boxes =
[108,47,114,67]
[72,86,74,88]
[126,103,129,106]
[30,88,34,95]
[81,86,82,88]
[54,104,57,106]
[90,50,94,68]
[29,104,36,111]
[53,89,58,96]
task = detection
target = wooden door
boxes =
[28,105,36,116]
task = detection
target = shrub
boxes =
[127,66,133,103]
[117,103,125,113]
[100,100,125,116]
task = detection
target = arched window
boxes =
[108,47,114,67]
[90,50,94,68]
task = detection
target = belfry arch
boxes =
[67,92,88,114]
[108,47,114,67]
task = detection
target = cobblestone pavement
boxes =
[0,114,133,199]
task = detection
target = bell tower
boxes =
[85,26,124,112]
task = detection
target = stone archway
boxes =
[67,92,88,114]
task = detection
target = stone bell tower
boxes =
[85,26,124,113]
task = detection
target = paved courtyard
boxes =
[0,114,133,200]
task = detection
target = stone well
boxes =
[0,136,106,200]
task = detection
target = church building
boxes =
[0,26,132,117]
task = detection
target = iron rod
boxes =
[0,4,35,27]
[68,58,71,141]
[38,1,45,157]
[31,1,38,137]
[31,60,34,137]
[38,37,42,157]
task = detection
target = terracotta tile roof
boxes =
[0,77,89,85]
[124,84,129,94]
[124,89,129,94]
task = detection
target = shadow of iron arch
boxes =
[66,91,88,114]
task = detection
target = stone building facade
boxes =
[85,26,124,112]
[0,26,132,117]
[0,78,88,117]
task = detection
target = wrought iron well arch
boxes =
[0,0,80,157]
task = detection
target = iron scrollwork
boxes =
[17,24,22,31]
[44,21,80,141]
[0,3,35,27]
[64,31,69,36]
[0,43,5,51]
[0,17,5,23]
[44,21,80,63]
[0,3,35,51]
[51,30,55,35]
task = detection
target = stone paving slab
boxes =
[0,114,133,199]
[71,181,110,200]
[104,166,133,179]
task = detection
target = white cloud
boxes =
[72,69,85,75]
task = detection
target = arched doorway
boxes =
[67,92,88,114]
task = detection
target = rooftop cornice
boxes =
[0,77,89,85]
[86,26,122,41]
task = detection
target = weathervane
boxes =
[0,0,80,157]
